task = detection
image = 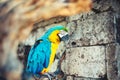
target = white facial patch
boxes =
[58,30,68,38]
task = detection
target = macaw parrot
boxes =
[25,25,68,79]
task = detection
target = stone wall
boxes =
[20,0,120,80]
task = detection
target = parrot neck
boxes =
[50,42,59,64]
[48,30,61,44]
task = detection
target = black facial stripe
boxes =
[57,34,62,41]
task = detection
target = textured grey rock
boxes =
[61,46,106,78]
[74,77,100,80]
[66,76,74,80]
[106,43,119,80]
[66,14,82,22]
[68,12,115,47]
[34,17,65,28]
[93,0,112,12]
[49,59,59,73]
[56,42,66,59]
[24,33,37,45]
[66,21,77,35]
[116,44,120,80]
[66,12,94,22]
[111,0,120,14]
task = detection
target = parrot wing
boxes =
[26,39,51,74]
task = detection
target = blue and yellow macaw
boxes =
[25,25,68,79]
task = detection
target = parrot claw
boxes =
[43,73,54,80]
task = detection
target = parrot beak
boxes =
[58,30,69,41]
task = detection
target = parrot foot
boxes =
[43,73,54,80]
[43,72,60,80]
[33,73,56,80]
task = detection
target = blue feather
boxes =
[26,39,51,74]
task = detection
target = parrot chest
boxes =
[50,43,59,64]
[41,42,59,74]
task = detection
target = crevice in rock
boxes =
[92,6,114,14]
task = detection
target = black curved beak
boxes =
[58,30,69,41]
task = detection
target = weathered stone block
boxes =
[61,46,106,78]
[106,43,119,80]
[68,12,114,47]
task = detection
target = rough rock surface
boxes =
[106,43,119,80]
[67,12,115,47]
[61,46,106,78]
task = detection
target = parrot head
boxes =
[41,25,69,43]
